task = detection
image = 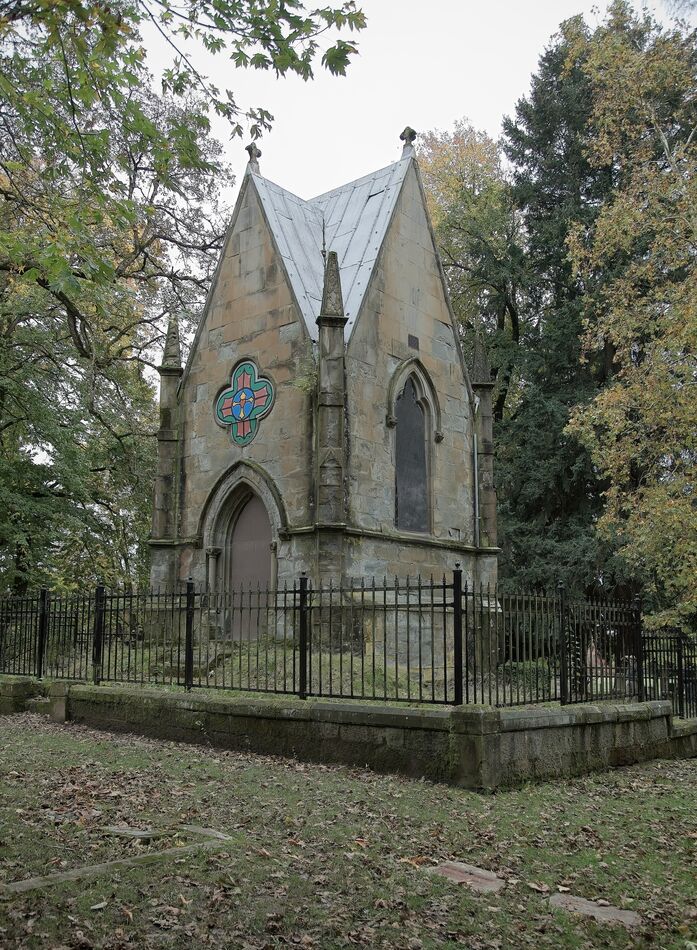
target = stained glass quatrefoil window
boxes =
[215,360,275,446]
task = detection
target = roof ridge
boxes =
[249,157,410,207]
[251,157,413,342]
[308,157,410,204]
[247,171,312,207]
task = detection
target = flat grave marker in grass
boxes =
[430,861,505,893]
[549,892,642,928]
[0,825,235,896]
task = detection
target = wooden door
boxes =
[225,493,272,641]
[228,493,272,592]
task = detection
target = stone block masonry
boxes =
[0,677,41,715]
[1,677,694,789]
[149,138,500,594]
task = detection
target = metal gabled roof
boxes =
[252,157,411,340]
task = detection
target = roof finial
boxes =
[245,141,262,173]
[321,218,327,262]
[161,312,182,370]
[400,126,417,158]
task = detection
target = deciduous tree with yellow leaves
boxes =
[566,1,697,629]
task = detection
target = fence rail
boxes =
[0,571,694,717]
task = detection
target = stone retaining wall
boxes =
[0,677,43,715]
[1,677,694,790]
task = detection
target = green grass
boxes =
[4,633,567,708]
[1,713,696,948]
[3,622,637,709]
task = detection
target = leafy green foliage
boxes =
[1,1,366,106]
[0,0,365,592]
[566,2,697,629]
[420,59,616,595]
[495,18,622,597]
[423,6,695,623]
[0,60,229,590]
[418,122,530,421]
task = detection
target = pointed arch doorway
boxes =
[220,490,272,641]
[200,461,287,621]
[225,491,272,594]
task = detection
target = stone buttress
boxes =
[150,314,183,587]
[314,250,348,578]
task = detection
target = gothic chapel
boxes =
[149,129,498,592]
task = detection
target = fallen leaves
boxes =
[0,713,695,950]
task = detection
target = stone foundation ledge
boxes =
[0,677,694,790]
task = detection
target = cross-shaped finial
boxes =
[245,141,262,171]
[400,126,417,157]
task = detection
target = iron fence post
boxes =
[676,635,685,720]
[453,564,464,706]
[557,581,569,705]
[92,585,105,685]
[36,588,49,679]
[298,573,308,700]
[185,578,195,691]
[633,595,644,702]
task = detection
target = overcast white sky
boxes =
[144,0,680,200]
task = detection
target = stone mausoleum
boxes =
[149,129,498,592]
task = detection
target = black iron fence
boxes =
[643,633,697,720]
[0,570,694,716]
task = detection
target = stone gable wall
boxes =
[153,162,496,589]
[174,180,314,581]
[344,164,478,581]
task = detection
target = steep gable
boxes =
[182,151,464,388]
[181,173,307,388]
[150,136,497,594]
[253,158,411,339]
[347,159,470,397]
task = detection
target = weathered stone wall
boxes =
[0,677,42,715]
[449,702,689,787]
[343,163,486,583]
[342,533,495,590]
[58,691,697,788]
[3,677,692,790]
[169,179,315,586]
[150,158,499,590]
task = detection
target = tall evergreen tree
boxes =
[498,19,620,595]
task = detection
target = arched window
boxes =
[395,376,430,532]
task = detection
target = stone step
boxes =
[25,696,51,716]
